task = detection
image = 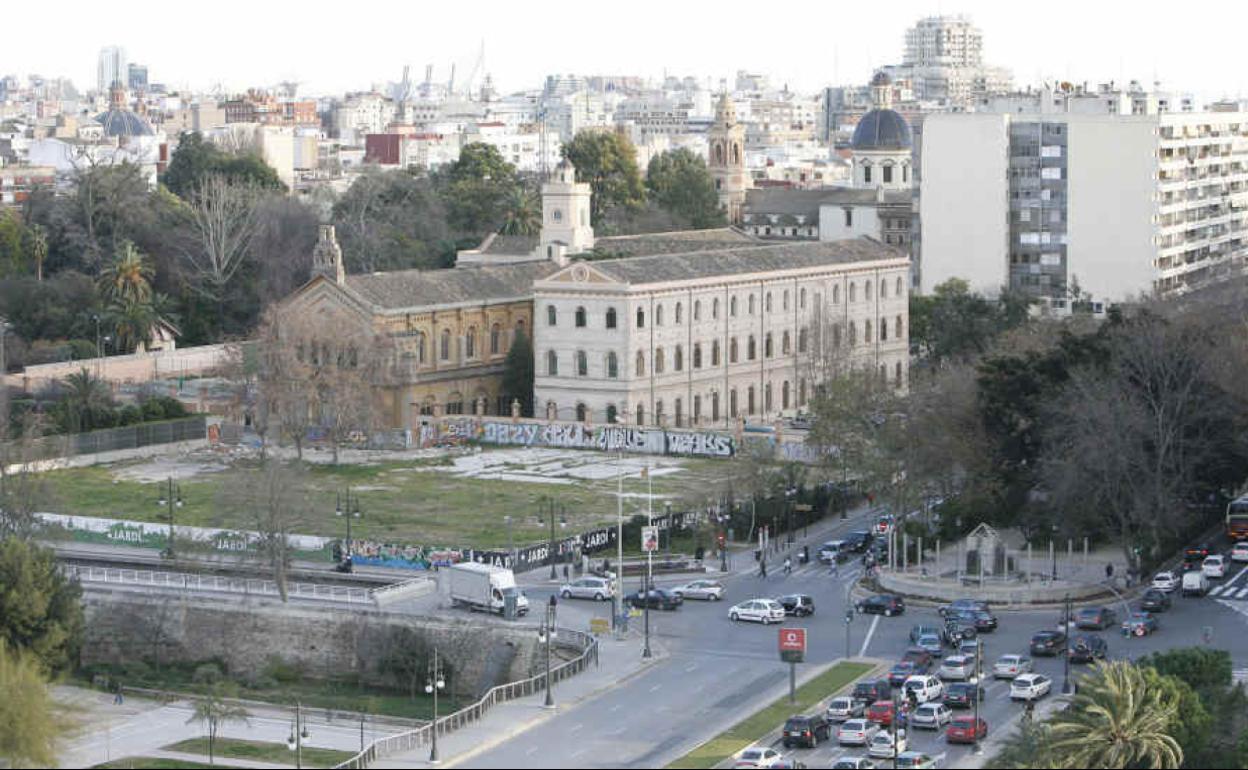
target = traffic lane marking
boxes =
[859,615,881,657]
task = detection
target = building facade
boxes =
[708,93,751,223]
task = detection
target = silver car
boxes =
[826,696,865,722]
[558,577,613,601]
[672,579,725,601]
[937,655,974,681]
[993,654,1033,679]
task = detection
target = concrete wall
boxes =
[8,343,232,392]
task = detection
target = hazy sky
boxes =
[5,0,1244,102]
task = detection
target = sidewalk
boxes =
[371,631,665,768]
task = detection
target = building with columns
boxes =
[707,93,751,223]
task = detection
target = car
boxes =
[1182,570,1210,597]
[1185,543,1213,565]
[938,598,991,618]
[938,655,975,681]
[1152,571,1181,592]
[894,752,939,769]
[831,758,876,770]
[915,634,943,656]
[843,531,873,553]
[1203,555,1228,579]
[909,624,944,645]
[827,696,866,722]
[866,699,900,726]
[1121,611,1159,637]
[903,675,944,704]
[734,747,784,768]
[888,662,920,687]
[909,702,952,730]
[626,588,682,610]
[1030,630,1067,656]
[875,515,896,536]
[943,683,985,709]
[783,714,831,748]
[946,715,988,744]
[900,648,933,670]
[672,579,724,601]
[1068,634,1108,663]
[1140,589,1172,612]
[993,654,1033,679]
[819,541,849,563]
[777,594,816,617]
[868,730,907,759]
[1075,607,1118,630]
[1233,542,1248,563]
[837,718,881,746]
[770,760,807,770]
[559,576,613,601]
[729,599,787,624]
[958,638,983,658]
[944,607,997,633]
[942,617,979,645]
[1010,673,1053,701]
[851,680,892,706]
[856,594,905,617]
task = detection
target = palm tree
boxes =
[186,686,250,766]
[59,368,113,432]
[98,240,153,306]
[498,188,540,236]
[1047,660,1183,769]
[28,224,47,282]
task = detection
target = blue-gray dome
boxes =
[94,109,153,138]
[851,108,911,151]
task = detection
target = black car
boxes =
[1074,607,1118,630]
[856,594,905,617]
[843,530,873,553]
[942,617,978,644]
[1184,543,1213,564]
[1141,589,1172,612]
[1069,634,1108,663]
[1030,630,1067,656]
[939,598,990,618]
[851,679,891,705]
[782,713,832,748]
[943,682,985,709]
[626,588,682,610]
[777,594,816,617]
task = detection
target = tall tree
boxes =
[98,240,153,305]
[438,143,521,237]
[0,538,84,674]
[645,148,726,229]
[0,641,60,768]
[0,209,26,277]
[330,168,452,274]
[186,684,250,766]
[163,132,284,200]
[182,175,263,332]
[560,131,645,227]
[225,459,312,602]
[500,328,534,417]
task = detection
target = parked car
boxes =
[1152,571,1181,593]
[938,655,975,681]
[729,599,786,624]
[777,594,816,617]
[1203,555,1228,579]
[866,700,899,726]
[943,683,985,709]
[903,675,944,704]
[993,654,1034,679]
[915,634,943,656]
[875,515,896,536]
[826,696,866,722]
[1140,589,1172,612]
[946,716,988,744]
[734,747,785,768]
[837,718,881,746]
[831,758,876,770]
[938,599,991,618]
[1075,607,1118,630]
[783,714,832,748]
[559,576,613,601]
[909,702,952,730]
[909,624,943,644]
[868,730,907,759]
[851,680,892,706]
[626,588,682,610]
[1182,570,1210,597]
[889,663,921,689]
[1121,611,1159,637]
[1068,634,1108,663]
[672,579,724,601]
[1030,630,1067,656]
[856,594,905,617]
[1232,542,1248,563]
[1010,673,1053,701]
[894,752,939,769]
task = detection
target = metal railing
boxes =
[332,629,599,769]
[65,565,375,605]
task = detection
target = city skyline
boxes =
[4,0,1245,101]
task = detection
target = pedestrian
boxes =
[829,558,839,577]
[1105,562,1114,580]
[759,559,768,579]
[563,562,570,581]
[113,684,124,705]
[783,556,792,575]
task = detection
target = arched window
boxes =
[765,292,773,313]
[895,361,903,388]
[799,379,807,406]
[674,345,683,371]
[711,392,720,422]
[896,277,904,297]
[576,402,586,422]
[849,283,857,302]
[417,333,426,363]
[865,281,873,301]
[849,321,857,346]
[606,404,618,424]
[747,386,756,415]
[636,307,645,328]
[516,319,526,339]
[693,395,701,425]
[896,315,903,340]
[546,401,557,420]
[800,288,807,309]
[863,164,872,184]
[440,329,451,360]
[881,317,889,342]
[730,338,739,363]
[782,331,791,355]
[730,296,738,317]
[655,400,664,426]
[903,164,910,183]
[607,351,618,378]
[658,304,667,326]
[605,307,617,329]
[635,351,645,376]
[490,324,501,355]
[764,333,773,358]
[730,388,739,418]
[553,209,563,222]
[655,348,665,374]
[764,382,773,412]
[865,320,873,344]
[675,302,683,324]
[465,327,477,358]
[713,298,720,319]
[576,350,588,376]
[547,350,558,375]
[782,381,790,410]
[636,404,645,426]
[693,343,702,369]
[575,306,587,328]
[833,284,840,304]
[883,163,894,184]
[783,290,789,311]
[798,328,808,353]
[693,300,701,321]
[748,295,755,315]
[674,398,683,428]
[833,324,842,349]
[547,305,557,326]
[711,340,720,366]
[880,279,888,299]
[748,336,757,360]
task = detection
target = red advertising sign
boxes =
[779,627,807,653]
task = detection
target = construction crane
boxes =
[463,40,485,100]
[396,65,411,122]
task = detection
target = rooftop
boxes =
[344,261,560,311]
[592,227,758,257]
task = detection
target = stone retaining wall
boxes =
[877,571,1122,607]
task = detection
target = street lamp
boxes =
[785,487,797,546]
[537,499,567,581]
[157,477,183,560]
[972,637,984,755]
[285,700,310,769]
[1061,593,1073,695]
[537,595,558,708]
[335,488,362,572]
[664,501,672,560]
[425,648,446,762]
[713,500,729,573]
[504,515,515,568]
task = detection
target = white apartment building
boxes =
[881,15,1011,108]
[920,110,1248,303]
[984,81,1195,116]
[333,93,395,146]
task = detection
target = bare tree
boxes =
[224,458,312,601]
[183,175,263,325]
[0,412,56,540]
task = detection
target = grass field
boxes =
[665,661,874,769]
[165,737,355,768]
[39,447,741,548]
[93,758,239,769]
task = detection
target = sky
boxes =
[4,0,1245,103]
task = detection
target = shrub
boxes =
[140,399,166,422]
[192,662,223,685]
[263,655,304,685]
[117,405,142,426]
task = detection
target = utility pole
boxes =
[644,463,653,659]
[615,448,624,635]
[425,649,445,762]
[158,477,182,559]
[1061,593,1073,694]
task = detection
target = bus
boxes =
[1227,495,1248,541]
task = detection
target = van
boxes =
[1181,569,1210,597]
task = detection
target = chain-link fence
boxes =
[24,416,207,462]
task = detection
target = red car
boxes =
[946,715,988,744]
[867,700,898,727]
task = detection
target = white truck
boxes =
[448,562,529,616]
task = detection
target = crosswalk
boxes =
[1208,564,1248,598]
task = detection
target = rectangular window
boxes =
[844,208,853,227]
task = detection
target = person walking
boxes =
[759,558,768,579]
[783,556,792,576]
[829,557,839,578]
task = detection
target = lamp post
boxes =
[785,487,796,546]
[643,463,654,659]
[335,488,362,572]
[538,595,558,708]
[504,515,515,568]
[537,499,566,580]
[664,501,672,560]
[157,477,183,560]
[714,500,729,573]
[425,648,446,763]
[285,699,309,769]
[972,637,983,755]
[1061,593,1073,695]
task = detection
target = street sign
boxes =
[641,526,659,553]
[779,627,807,663]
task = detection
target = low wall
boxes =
[877,571,1121,606]
[7,343,233,392]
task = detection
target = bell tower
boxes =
[538,158,594,261]
[311,224,346,284]
[707,92,750,224]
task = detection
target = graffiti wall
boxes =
[419,419,736,459]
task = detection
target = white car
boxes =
[1203,555,1227,579]
[993,654,1033,679]
[819,540,848,563]
[938,655,974,681]
[895,752,940,769]
[1152,571,1180,593]
[734,747,783,768]
[837,719,881,746]
[1233,542,1248,563]
[1010,673,1053,701]
[558,577,613,601]
[827,696,865,722]
[909,702,952,730]
[831,758,877,770]
[729,599,787,624]
[868,730,907,758]
[902,674,944,704]
[673,579,725,601]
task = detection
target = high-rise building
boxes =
[97,46,127,93]
[127,63,148,92]
[881,16,1011,107]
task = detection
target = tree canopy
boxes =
[645,148,725,229]
[0,538,84,674]
[162,132,285,200]
[435,143,524,237]
[561,131,645,227]
[0,640,60,768]
[500,328,535,418]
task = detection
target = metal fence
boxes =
[332,629,600,769]
[25,416,207,461]
[64,565,375,605]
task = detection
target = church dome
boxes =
[851,108,911,151]
[94,108,154,138]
